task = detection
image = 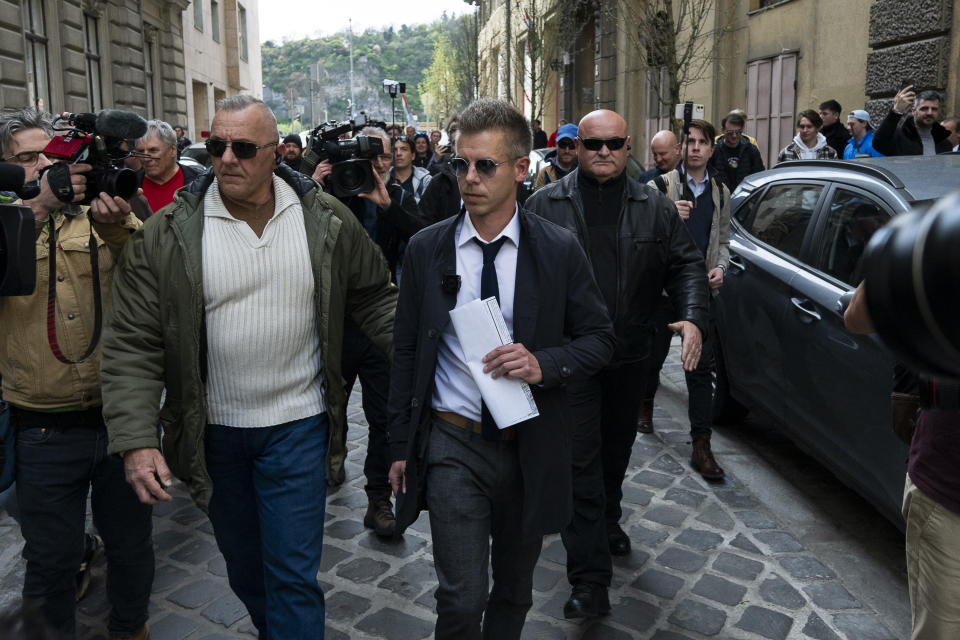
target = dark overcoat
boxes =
[388,207,615,538]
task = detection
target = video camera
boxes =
[42,110,147,205]
[300,114,385,198]
[862,191,960,380]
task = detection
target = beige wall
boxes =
[182,0,262,140]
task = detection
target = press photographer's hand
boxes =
[28,163,91,220]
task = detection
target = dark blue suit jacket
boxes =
[388,206,615,537]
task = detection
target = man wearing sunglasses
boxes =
[100,95,397,639]
[388,98,614,640]
[525,109,708,620]
[534,123,578,189]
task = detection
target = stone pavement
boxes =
[0,341,907,639]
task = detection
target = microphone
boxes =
[58,110,148,139]
[96,109,148,139]
[0,162,26,192]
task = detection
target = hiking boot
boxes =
[363,494,396,537]
[691,435,725,481]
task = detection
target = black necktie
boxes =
[474,236,507,440]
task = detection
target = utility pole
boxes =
[349,19,356,118]
[505,0,512,102]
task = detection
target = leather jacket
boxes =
[525,168,709,365]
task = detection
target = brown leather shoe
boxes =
[691,436,725,481]
[364,494,397,537]
[637,398,655,434]
[111,624,149,640]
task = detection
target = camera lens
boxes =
[101,168,139,200]
[863,191,960,379]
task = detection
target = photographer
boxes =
[312,126,430,536]
[0,108,152,639]
[844,195,960,640]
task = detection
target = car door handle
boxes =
[790,297,821,322]
[728,255,746,272]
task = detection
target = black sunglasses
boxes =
[578,137,627,151]
[557,138,576,149]
[205,138,276,159]
[449,156,512,179]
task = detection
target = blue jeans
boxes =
[205,413,329,640]
[15,414,154,639]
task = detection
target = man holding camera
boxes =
[0,107,151,640]
[873,87,953,156]
[525,109,708,618]
[313,126,431,535]
[100,96,396,638]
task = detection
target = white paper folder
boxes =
[448,297,540,428]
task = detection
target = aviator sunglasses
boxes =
[578,136,627,151]
[449,156,513,179]
[205,138,276,159]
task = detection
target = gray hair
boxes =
[138,119,177,149]
[0,108,54,156]
[458,98,531,160]
[216,94,278,133]
[915,90,942,109]
[360,125,390,146]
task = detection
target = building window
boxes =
[193,0,203,31]
[644,65,671,167]
[83,14,102,110]
[238,4,248,61]
[23,0,50,110]
[746,52,797,168]
[211,0,220,42]
[144,32,158,118]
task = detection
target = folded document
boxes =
[449,297,540,428]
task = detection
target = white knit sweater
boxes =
[201,176,325,427]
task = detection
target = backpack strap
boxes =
[653,174,668,195]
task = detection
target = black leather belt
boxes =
[11,406,104,430]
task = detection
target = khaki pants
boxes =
[903,475,960,640]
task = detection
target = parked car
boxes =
[523,147,645,191]
[180,142,211,167]
[712,155,960,526]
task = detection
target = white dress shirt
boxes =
[432,207,520,422]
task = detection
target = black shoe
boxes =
[607,523,631,556]
[363,494,397,538]
[563,582,611,619]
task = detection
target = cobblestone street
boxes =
[0,341,910,639]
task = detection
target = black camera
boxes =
[301,117,385,198]
[0,204,36,296]
[862,191,960,380]
[41,110,147,205]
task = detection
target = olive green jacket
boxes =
[100,165,397,510]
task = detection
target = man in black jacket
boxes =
[314,126,430,536]
[818,100,851,158]
[388,98,614,640]
[525,109,709,619]
[874,87,953,156]
[709,112,765,191]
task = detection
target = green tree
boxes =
[418,33,460,126]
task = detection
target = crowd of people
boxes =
[0,81,957,640]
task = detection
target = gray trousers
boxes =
[426,416,543,640]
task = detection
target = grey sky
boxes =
[259,0,472,43]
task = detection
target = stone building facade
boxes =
[475,0,959,168]
[0,0,191,124]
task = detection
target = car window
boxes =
[813,188,890,286]
[735,184,823,259]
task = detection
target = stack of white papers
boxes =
[449,297,540,428]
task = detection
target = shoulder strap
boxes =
[653,175,668,195]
